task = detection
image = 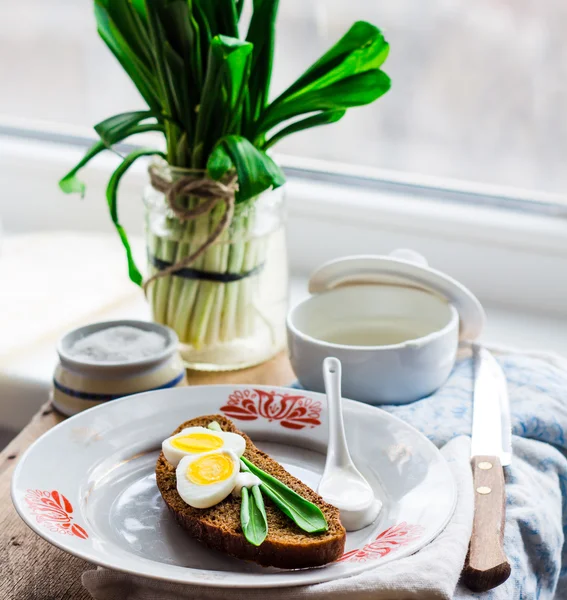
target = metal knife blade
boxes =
[496,359,513,467]
[471,345,511,465]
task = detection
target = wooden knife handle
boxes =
[462,455,511,592]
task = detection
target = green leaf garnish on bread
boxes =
[240,456,328,534]
[240,485,268,547]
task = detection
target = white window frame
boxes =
[2,121,567,317]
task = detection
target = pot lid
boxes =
[308,249,485,341]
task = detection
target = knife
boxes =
[462,345,512,592]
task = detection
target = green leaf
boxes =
[130,0,148,24]
[94,110,158,146]
[245,0,280,124]
[207,135,285,202]
[59,140,107,197]
[59,122,165,197]
[106,148,166,286]
[263,109,346,150]
[207,141,233,177]
[240,457,328,534]
[207,421,222,432]
[96,0,153,65]
[163,41,192,136]
[240,486,268,547]
[156,1,200,114]
[95,1,161,112]
[192,0,212,50]
[220,37,253,128]
[153,1,193,60]
[260,70,390,134]
[143,0,177,118]
[192,36,253,167]
[187,2,205,91]
[195,0,239,38]
[282,21,389,99]
[256,21,390,138]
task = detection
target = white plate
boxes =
[12,385,456,588]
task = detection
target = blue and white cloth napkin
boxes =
[383,348,567,599]
[83,347,567,600]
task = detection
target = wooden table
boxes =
[0,353,294,600]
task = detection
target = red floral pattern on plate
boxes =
[221,389,322,430]
[24,490,88,539]
[339,522,424,563]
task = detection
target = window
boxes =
[1,0,567,377]
[2,0,566,197]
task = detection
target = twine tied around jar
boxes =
[143,164,239,294]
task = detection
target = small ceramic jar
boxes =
[52,320,186,416]
[287,250,485,405]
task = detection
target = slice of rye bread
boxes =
[155,414,346,569]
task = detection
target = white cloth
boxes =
[82,436,473,600]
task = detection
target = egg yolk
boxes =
[187,453,234,485]
[171,433,224,454]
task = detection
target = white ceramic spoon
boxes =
[318,357,382,531]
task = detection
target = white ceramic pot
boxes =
[53,320,187,416]
[287,250,484,405]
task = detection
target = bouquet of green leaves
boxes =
[60,0,390,350]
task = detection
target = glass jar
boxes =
[144,165,288,371]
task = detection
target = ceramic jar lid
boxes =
[308,249,485,341]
